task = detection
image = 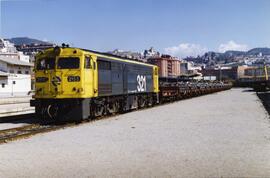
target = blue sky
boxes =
[1,0,270,57]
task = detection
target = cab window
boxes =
[84,56,91,69]
[58,57,80,69]
[36,58,55,70]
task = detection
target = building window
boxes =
[13,81,16,84]
[2,83,5,88]
[25,71,29,74]
[18,71,22,74]
[9,70,14,73]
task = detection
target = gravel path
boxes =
[0,88,269,178]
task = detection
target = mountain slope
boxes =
[8,37,52,45]
[247,48,270,55]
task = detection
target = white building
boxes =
[0,39,17,53]
[143,47,160,59]
[180,61,202,75]
[0,39,33,97]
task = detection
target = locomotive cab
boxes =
[35,47,97,99]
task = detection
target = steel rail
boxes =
[0,123,63,144]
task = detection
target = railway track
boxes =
[0,116,115,145]
[0,123,65,144]
[0,104,155,145]
[0,113,116,144]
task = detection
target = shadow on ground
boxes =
[257,92,270,116]
[239,88,270,116]
[241,88,255,92]
[0,113,37,124]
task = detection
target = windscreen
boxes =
[58,57,80,69]
[36,58,55,70]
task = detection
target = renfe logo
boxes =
[137,75,146,92]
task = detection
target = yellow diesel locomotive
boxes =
[31,46,159,121]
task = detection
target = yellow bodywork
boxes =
[153,66,159,93]
[34,47,159,99]
[264,65,269,81]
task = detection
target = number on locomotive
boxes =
[137,75,146,92]
[67,76,80,82]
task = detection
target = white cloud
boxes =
[164,43,208,58]
[218,40,248,53]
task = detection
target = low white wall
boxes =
[0,74,31,97]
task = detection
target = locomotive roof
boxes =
[80,48,156,68]
[39,47,157,68]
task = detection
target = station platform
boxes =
[0,88,269,177]
[0,96,32,105]
[0,96,34,118]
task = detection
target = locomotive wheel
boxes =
[107,102,119,114]
[147,96,153,107]
[47,104,59,119]
[114,102,120,113]
[138,97,146,108]
[94,104,104,117]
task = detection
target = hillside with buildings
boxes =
[6,37,55,63]
[110,46,270,82]
[185,48,270,67]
